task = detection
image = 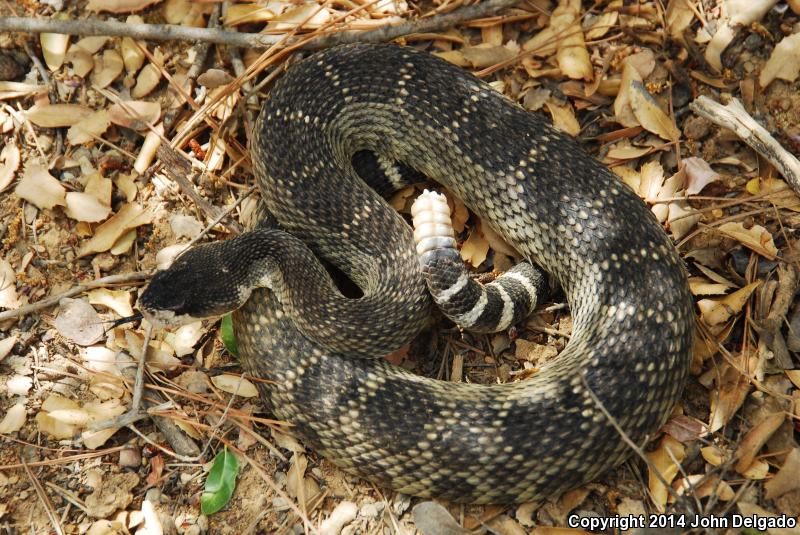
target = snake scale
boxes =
[142,44,694,503]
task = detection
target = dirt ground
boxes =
[1,0,800,533]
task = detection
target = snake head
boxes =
[138,243,251,328]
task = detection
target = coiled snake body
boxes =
[144,44,694,503]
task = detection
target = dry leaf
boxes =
[224,3,276,26]
[717,222,778,259]
[0,335,17,362]
[14,164,66,209]
[53,298,104,345]
[87,288,134,317]
[764,448,800,499]
[709,353,756,432]
[647,435,686,512]
[0,142,20,192]
[700,445,727,466]
[736,501,800,533]
[551,0,592,81]
[132,63,161,99]
[666,0,695,40]
[613,49,655,127]
[266,3,332,31]
[0,259,21,311]
[787,369,800,388]
[629,81,679,141]
[133,123,163,174]
[7,375,32,396]
[65,192,111,222]
[108,100,161,130]
[760,31,800,87]
[755,177,800,212]
[545,99,581,136]
[210,374,259,397]
[461,225,490,267]
[412,501,471,535]
[698,281,761,326]
[87,0,163,13]
[37,395,81,439]
[683,157,720,195]
[67,110,111,145]
[735,412,785,473]
[26,103,92,127]
[66,36,109,77]
[320,502,358,535]
[165,321,205,357]
[197,69,234,89]
[461,44,517,68]
[40,23,69,71]
[606,144,652,161]
[78,203,153,257]
[585,11,618,39]
[91,49,124,89]
[0,403,26,434]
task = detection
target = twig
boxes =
[21,457,65,535]
[0,271,150,322]
[689,96,800,195]
[155,144,243,234]
[0,0,520,49]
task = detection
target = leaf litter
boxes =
[1,0,800,533]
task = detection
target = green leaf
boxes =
[220,315,238,356]
[200,447,240,515]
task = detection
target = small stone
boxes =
[683,116,712,140]
[359,502,381,519]
[145,488,161,503]
[118,446,141,468]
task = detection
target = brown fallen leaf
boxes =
[461,223,490,267]
[735,412,785,473]
[14,164,66,209]
[210,374,259,398]
[0,142,20,192]
[87,0,163,13]
[551,0,592,81]
[26,103,93,127]
[412,502,471,535]
[697,281,761,327]
[40,18,70,71]
[0,403,26,434]
[224,3,276,26]
[717,222,778,260]
[545,99,581,136]
[108,100,161,131]
[613,49,655,127]
[708,353,756,432]
[764,448,800,499]
[78,203,153,257]
[759,32,800,88]
[629,81,680,141]
[683,157,720,195]
[91,49,124,89]
[53,298,105,346]
[67,109,111,145]
[665,0,695,41]
[647,435,686,512]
